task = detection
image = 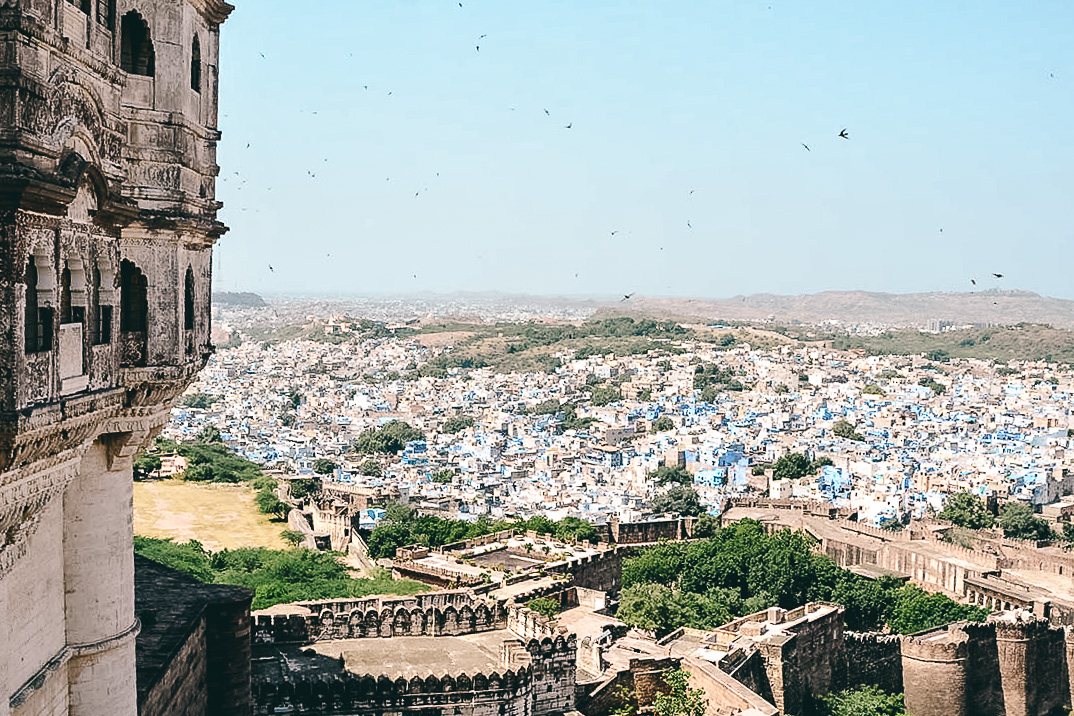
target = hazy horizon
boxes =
[214,2,1074,299]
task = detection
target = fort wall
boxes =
[253,593,508,646]
[844,633,902,695]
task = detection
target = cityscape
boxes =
[1,2,1073,716]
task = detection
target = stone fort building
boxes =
[0,1,243,715]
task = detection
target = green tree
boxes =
[589,385,623,406]
[918,377,946,395]
[312,458,337,475]
[288,478,317,500]
[651,416,675,433]
[938,492,994,530]
[431,469,455,484]
[773,453,812,481]
[527,597,559,619]
[442,415,476,434]
[359,460,383,477]
[650,465,693,487]
[196,425,222,443]
[862,384,886,396]
[885,584,988,634]
[354,421,424,454]
[133,452,162,480]
[255,489,288,520]
[366,522,413,559]
[652,486,703,517]
[832,419,865,442]
[183,463,216,482]
[133,537,428,611]
[693,514,720,539]
[653,669,706,716]
[819,686,908,716]
[180,392,214,409]
[999,502,1054,541]
[280,530,305,547]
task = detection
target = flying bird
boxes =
[610,231,618,236]
[686,220,692,229]
[838,128,849,139]
[992,273,1004,279]
[971,279,977,286]
[479,34,487,39]
[802,143,810,151]
[543,109,550,116]
[268,264,274,272]
[622,293,635,301]
[564,123,572,129]
[476,45,480,52]
[689,189,695,195]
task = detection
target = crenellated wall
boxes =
[253,593,508,645]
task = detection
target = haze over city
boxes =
[214,1,1074,299]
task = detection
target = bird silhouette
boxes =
[476,45,480,52]
[610,231,618,236]
[622,293,635,301]
[689,189,695,195]
[268,264,274,272]
[838,128,849,139]
[564,123,572,129]
[971,279,977,286]
[686,220,692,229]
[993,273,1004,279]
[802,143,810,151]
[479,34,487,39]
[543,109,550,116]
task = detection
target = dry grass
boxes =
[133,479,286,551]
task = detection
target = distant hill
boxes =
[631,290,1074,329]
[213,292,267,308]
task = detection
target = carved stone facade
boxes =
[0,1,233,715]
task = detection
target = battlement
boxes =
[901,625,970,661]
[253,596,508,646]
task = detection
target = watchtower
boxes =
[0,1,233,715]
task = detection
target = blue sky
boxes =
[214,1,1074,300]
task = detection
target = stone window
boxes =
[60,261,87,326]
[25,259,54,353]
[96,0,114,28]
[93,267,112,345]
[190,35,201,93]
[67,0,91,14]
[120,259,148,332]
[120,11,155,77]
[184,266,195,331]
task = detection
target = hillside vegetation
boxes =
[134,537,428,610]
[831,324,1074,364]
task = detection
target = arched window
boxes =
[184,266,195,331]
[120,259,148,333]
[190,35,202,93]
[25,260,53,353]
[120,11,155,77]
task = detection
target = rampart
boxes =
[252,592,507,645]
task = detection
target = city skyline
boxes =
[216,1,1073,299]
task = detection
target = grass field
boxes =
[133,479,286,551]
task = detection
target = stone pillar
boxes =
[63,438,138,716]
[0,574,9,716]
